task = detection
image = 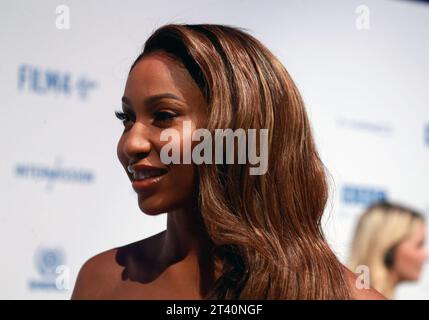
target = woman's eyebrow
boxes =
[121,93,184,109]
[144,93,184,105]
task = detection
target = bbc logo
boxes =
[342,185,387,206]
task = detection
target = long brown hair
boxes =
[132,24,352,299]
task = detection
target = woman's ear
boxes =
[384,246,397,269]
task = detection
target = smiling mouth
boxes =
[130,167,168,193]
[133,168,168,181]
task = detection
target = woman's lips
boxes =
[131,171,167,193]
[132,170,167,193]
[128,163,169,194]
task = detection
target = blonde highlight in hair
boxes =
[134,24,352,299]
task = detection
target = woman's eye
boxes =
[153,110,178,122]
[114,111,134,127]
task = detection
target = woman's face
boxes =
[117,52,207,215]
[393,223,428,282]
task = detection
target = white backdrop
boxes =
[1,0,428,299]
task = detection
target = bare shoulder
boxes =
[71,247,122,300]
[344,267,386,300]
[71,231,166,300]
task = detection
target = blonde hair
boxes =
[348,201,424,298]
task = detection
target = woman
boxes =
[72,24,383,299]
[349,201,428,299]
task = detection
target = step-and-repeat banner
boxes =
[1,0,428,299]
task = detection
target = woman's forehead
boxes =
[124,53,200,103]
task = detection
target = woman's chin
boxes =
[136,190,195,215]
[138,202,165,216]
[137,194,169,215]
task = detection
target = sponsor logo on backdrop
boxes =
[17,64,97,100]
[337,117,392,135]
[14,156,95,191]
[425,124,429,146]
[342,184,387,206]
[28,247,69,291]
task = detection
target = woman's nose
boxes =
[122,123,152,161]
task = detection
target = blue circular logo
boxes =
[35,248,64,277]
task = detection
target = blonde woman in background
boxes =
[349,201,428,299]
